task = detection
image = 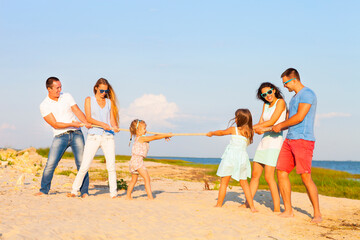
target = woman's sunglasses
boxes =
[99,89,109,94]
[261,88,274,98]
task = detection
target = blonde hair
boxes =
[129,119,145,143]
[228,109,254,144]
[93,78,119,125]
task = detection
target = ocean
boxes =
[148,156,360,175]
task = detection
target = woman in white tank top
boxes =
[70,78,120,198]
[244,82,286,212]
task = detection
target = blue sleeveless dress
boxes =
[216,127,251,181]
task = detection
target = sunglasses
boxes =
[283,78,296,86]
[261,88,274,98]
[99,89,109,94]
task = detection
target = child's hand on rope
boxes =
[165,133,173,141]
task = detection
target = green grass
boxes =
[34,148,360,199]
[94,155,131,163]
[88,168,128,181]
[37,148,75,159]
[57,170,75,176]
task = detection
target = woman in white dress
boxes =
[245,82,286,212]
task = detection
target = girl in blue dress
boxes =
[207,109,257,212]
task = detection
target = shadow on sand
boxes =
[91,184,166,199]
[221,189,312,218]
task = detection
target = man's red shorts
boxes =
[276,139,315,174]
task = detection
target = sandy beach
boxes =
[0,149,359,240]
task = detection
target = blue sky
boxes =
[0,1,359,161]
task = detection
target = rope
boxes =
[85,124,207,136]
[261,127,273,132]
[83,124,273,135]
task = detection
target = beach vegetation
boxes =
[88,168,128,182]
[57,170,75,176]
[37,148,75,159]
[116,179,128,190]
[89,169,109,181]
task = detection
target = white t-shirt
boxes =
[40,92,80,136]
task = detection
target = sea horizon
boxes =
[148,155,360,162]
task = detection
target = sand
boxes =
[0,151,359,240]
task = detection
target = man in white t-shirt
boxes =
[35,77,91,197]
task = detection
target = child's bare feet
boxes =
[278,211,294,218]
[81,193,88,198]
[111,196,119,199]
[67,193,76,198]
[125,196,132,200]
[250,207,259,213]
[310,215,322,223]
[214,204,222,208]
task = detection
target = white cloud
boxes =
[120,94,179,128]
[0,123,16,131]
[315,112,351,126]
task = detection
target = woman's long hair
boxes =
[256,82,284,104]
[228,109,253,144]
[93,78,119,125]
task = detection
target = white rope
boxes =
[87,124,207,136]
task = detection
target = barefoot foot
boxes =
[250,207,259,213]
[81,193,88,198]
[67,193,76,198]
[34,192,45,196]
[310,215,322,223]
[278,211,294,218]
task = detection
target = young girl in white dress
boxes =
[207,109,257,212]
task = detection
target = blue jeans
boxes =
[40,130,89,195]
